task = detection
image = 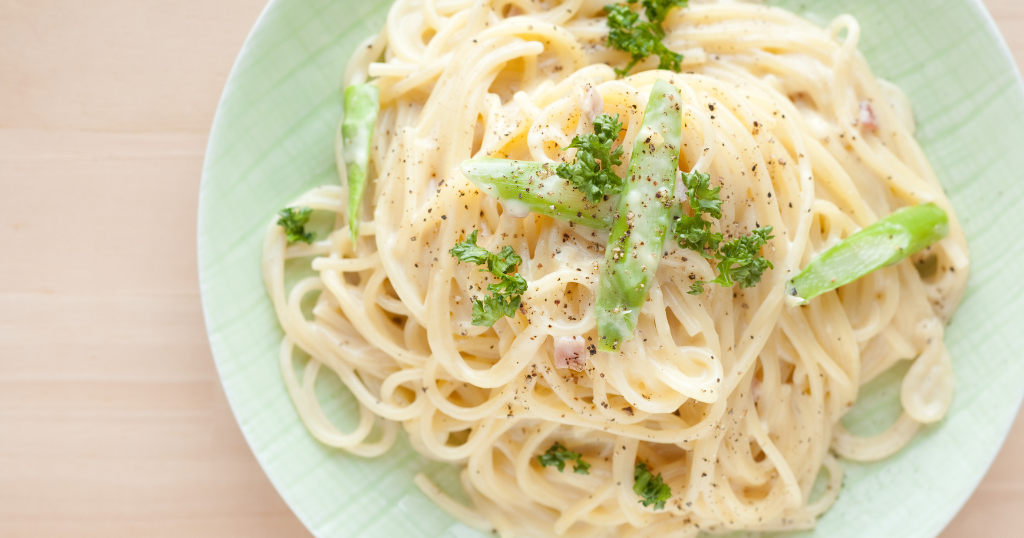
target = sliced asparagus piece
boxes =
[786,203,949,306]
[340,83,380,243]
[596,79,683,352]
[461,158,618,229]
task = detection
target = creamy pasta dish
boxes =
[262,0,969,536]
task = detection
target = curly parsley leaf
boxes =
[674,214,723,259]
[538,443,591,474]
[674,171,723,258]
[489,245,524,276]
[556,114,625,203]
[277,206,316,244]
[605,0,687,77]
[689,226,774,295]
[450,230,527,327]
[711,226,775,289]
[449,231,492,265]
[636,0,687,25]
[681,170,722,219]
[472,293,522,327]
[488,270,528,296]
[633,461,671,509]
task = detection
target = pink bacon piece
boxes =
[859,101,879,132]
[554,336,587,372]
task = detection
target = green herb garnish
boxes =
[635,0,686,23]
[556,114,626,203]
[671,169,773,295]
[277,206,315,244]
[633,461,671,509]
[538,443,591,474]
[680,169,722,219]
[690,226,774,294]
[674,170,724,258]
[674,214,723,259]
[605,0,688,77]
[450,230,528,327]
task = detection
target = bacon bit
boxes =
[859,101,879,132]
[554,336,587,372]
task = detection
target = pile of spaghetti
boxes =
[262,0,969,536]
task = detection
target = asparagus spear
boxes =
[785,203,949,306]
[340,83,380,243]
[596,79,683,352]
[460,158,618,229]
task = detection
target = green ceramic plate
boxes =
[198,1,1024,536]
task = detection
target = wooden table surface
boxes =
[1,1,1021,536]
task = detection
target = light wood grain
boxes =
[0,1,1021,537]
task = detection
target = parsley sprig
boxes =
[556,114,625,203]
[277,206,316,244]
[675,214,722,258]
[689,226,775,295]
[605,0,688,77]
[633,461,672,510]
[674,170,723,259]
[672,171,774,294]
[708,226,775,289]
[450,230,528,327]
[538,442,591,474]
[681,169,722,219]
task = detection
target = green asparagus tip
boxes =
[341,83,380,244]
[786,203,949,306]
[595,79,683,351]
[460,158,617,230]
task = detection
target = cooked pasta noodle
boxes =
[261,0,969,535]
